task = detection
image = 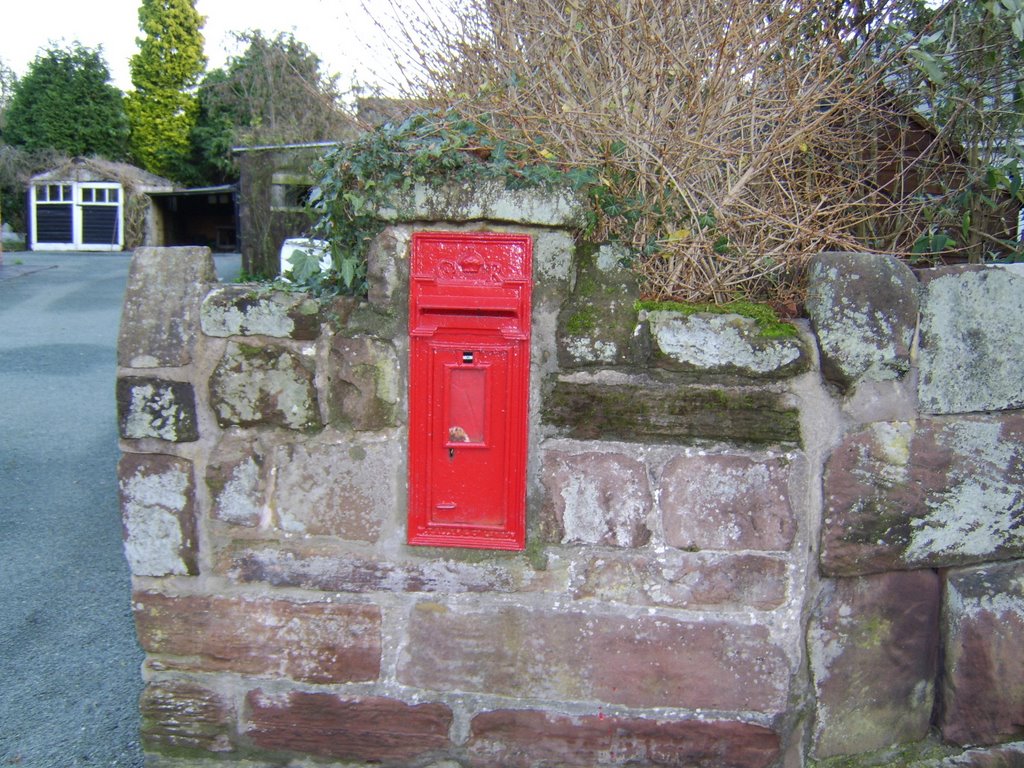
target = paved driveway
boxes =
[0,250,239,767]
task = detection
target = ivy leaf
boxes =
[288,248,324,283]
[341,256,357,289]
[908,48,946,85]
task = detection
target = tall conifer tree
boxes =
[126,0,206,179]
[3,44,128,159]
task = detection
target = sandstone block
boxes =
[467,710,780,768]
[541,449,652,547]
[366,226,411,308]
[919,265,1024,414]
[808,570,940,759]
[642,310,808,379]
[118,246,217,368]
[821,414,1024,575]
[245,690,452,763]
[209,341,320,431]
[215,541,518,593]
[140,680,234,755]
[930,744,1024,767]
[572,552,788,611]
[398,605,789,712]
[133,591,381,684]
[557,244,641,367]
[199,285,320,340]
[269,436,399,541]
[805,252,919,389]
[328,335,400,430]
[941,561,1024,747]
[119,454,197,576]
[378,180,587,228]
[544,370,801,446]
[205,436,265,527]
[533,228,576,284]
[116,377,198,442]
[660,453,797,551]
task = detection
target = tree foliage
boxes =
[888,0,1024,259]
[0,145,68,232]
[0,58,16,133]
[126,0,206,180]
[366,0,1022,304]
[188,68,237,184]
[190,30,356,184]
[2,44,128,160]
[903,0,1024,150]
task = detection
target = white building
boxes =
[28,158,173,252]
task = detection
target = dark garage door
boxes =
[82,206,119,245]
[36,204,73,243]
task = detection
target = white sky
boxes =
[1,0,442,95]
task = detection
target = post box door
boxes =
[408,232,531,550]
[428,342,516,527]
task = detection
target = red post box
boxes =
[407,231,532,550]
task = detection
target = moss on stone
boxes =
[234,343,267,361]
[297,298,320,316]
[544,378,801,446]
[576,273,600,297]
[205,473,227,498]
[524,534,549,571]
[636,298,798,339]
[809,738,956,768]
[344,303,399,338]
[858,615,894,649]
[565,306,599,335]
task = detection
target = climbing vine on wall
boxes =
[302,109,689,298]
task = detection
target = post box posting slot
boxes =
[408,231,532,550]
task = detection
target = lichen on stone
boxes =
[641,309,806,377]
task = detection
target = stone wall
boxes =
[116,188,1024,768]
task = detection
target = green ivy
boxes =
[302,109,781,299]
[306,110,470,295]
[302,109,655,297]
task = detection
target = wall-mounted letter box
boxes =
[408,231,532,550]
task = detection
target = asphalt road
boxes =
[0,249,240,767]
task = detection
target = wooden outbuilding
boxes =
[28,158,173,252]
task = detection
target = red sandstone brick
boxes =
[398,605,789,712]
[245,690,452,762]
[206,436,265,527]
[269,438,399,542]
[660,453,796,552]
[808,570,940,759]
[942,562,1024,747]
[573,552,788,610]
[467,710,780,768]
[119,453,198,577]
[940,744,1024,767]
[133,591,380,684]
[821,415,1024,575]
[140,679,234,755]
[214,540,518,593]
[541,449,653,547]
